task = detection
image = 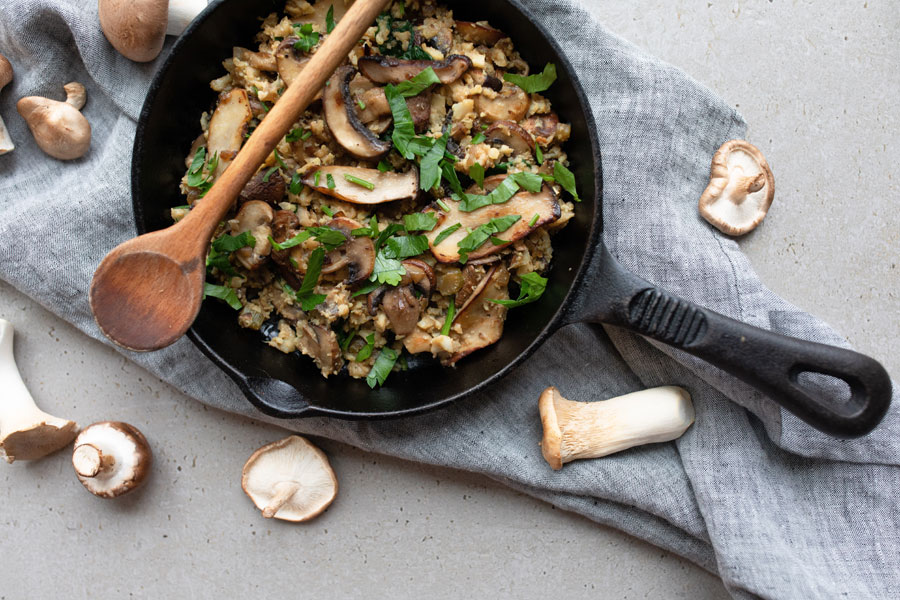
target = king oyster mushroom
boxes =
[206,88,253,176]
[426,175,560,263]
[484,120,534,156]
[320,217,376,283]
[0,54,14,155]
[454,21,506,46]
[447,264,509,364]
[302,166,418,204]
[475,81,530,123]
[368,259,435,336]
[296,322,343,376]
[230,200,275,270]
[274,38,322,101]
[357,55,471,85]
[323,66,391,160]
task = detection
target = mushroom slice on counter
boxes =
[484,120,534,155]
[239,168,286,206]
[230,200,275,270]
[72,421,152,498]
[369,259,435,336]
[242,435,338,522]
[206,88,253,176]
[426,176,560,263]
[475,82,530,123]
[296,323,343,377]
[357,54,472,85]
[0,54,14,155]
[454,21,506,46]
[17,82,91,160]
[302,166,418,204]
[274,38,323,101]
[320,217,376,283]
[698,140,775,236]
[447,265,509,364]
[323,66,391,159]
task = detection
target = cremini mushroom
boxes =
[357,55,471,85]
[72,421,152,498]
[302,166,418,204]
[475,82,530,123]
[454,21,505,46]
[241,435,338,521]
[369,259,435,336]
[320,217,376,283]
[239,168,286,206]
[698,140,775,236]
[484,120,534,155]
[539,386,695,470]
[448,264,509,364]
[0,319,78,463]
[230,200,275,270]
[323,66,391,159]
[356,86,431,133]
[98,0,206,62]
[296,323,343,376]
[17,82,91,160]
[0,53,14,155]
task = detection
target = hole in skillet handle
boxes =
[243,377,313,418]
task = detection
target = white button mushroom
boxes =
[698,139,775,236]
[241,435,338,522]
[0,319,78,463]
[539,385,695,470]
[72,421,152,498]
[17,82,91,160]
[98,0,207,62]
[0,53,14,155]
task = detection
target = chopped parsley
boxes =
[419,133,448,191]
[433,223,461,245]
[351,214,379,238]
[357,99,366,110]
[458,172,542,212]
[344,173,375,190]
[321,205,335,217]
[356,333,376,362]
[289,172,302,194]
[314,171,321,186]
[370,250,406,286]
[384,234,429,259]
[441,297,455,336]
[269,226,346,252]
[261,166,279,182]
[339,329,358,353]
[351,281,381,298]
[375,12,431,60]
[528,213,540,227]
[377,160,393,173]
[290,246,327,310]
[503,63,557,93]
[535,145,544,164]
[385,84,416,159]
[435,199,450,212]
[394,67,440,97]
[552,162,580,201]
[470,132,486,145]
[186,147,219,196]
[292,23,320,53]
[206,230,256,275]
[403,212,438,232]
[457,215,521,262]
[326,173,336,189]
[489,272,548,308]
[325,5,336,33]
[286,127,312,142]
[203,282,242,310]
[469,162,485,189]
[366,346,399,388]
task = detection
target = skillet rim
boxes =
[131,0,604,419]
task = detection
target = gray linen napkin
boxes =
[1,0,897,597]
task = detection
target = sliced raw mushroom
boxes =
[447,264,509,364]
[98,0,206,62]
[207,88,253,176]
[357,55,472,85]
[270,209,303,288]
[274,38,323,101]
[521,112,560,146]
[320,217,376,283]
[370,259,435,336]
[72,421,152,498]
[0,54,14,155]
[426,176,560,262]
[302,166,418,204]
[241,435,338,522]
[296,322,343,376]
[698,140,775,236]
[230,200,275,270]
[323,66,391,159]
[475,82,530,123]
[0,320,78,463]
[455,21,506,46]
[484,120,534,155]
[239,168,285,205]
[17,82,91,160]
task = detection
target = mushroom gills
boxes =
[230,200,275,270]
[320,217,376,283]
[357,55,472,85]
[207,88,253,176]
[698,140,775,236]
[302,166,418,204]
[484,120,534,155]
[447,264,509,364]
[323,66,392,159]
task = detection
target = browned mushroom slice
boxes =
[447,265,510,364]
[302,166,417,204]
[275,38,324,101]
[474,82,530,123]
[234,46,277,71]
[455,21,505,46]
[270,210,303,289]
[320,217,375,283]
[356,87,431,133]
[521,112,560,146]
[323,66,391,159]
[484,120,534,155]
[296,322,343,376]
[426,178,560,263]
[307,0,347,32]
[400,259,435,295]
[357,55,472,85]
[239,169,286,206]
[207,88,253,176]
[370,259,435,336]
[232,200,275,270]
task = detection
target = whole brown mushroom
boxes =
[72,421,152,498]
[98,0,206,62]
[17,82,91,160]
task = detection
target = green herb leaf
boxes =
[529,213,540,227]
[377,160,393,173]
[321,205,335,217]
[285,128,304,142]
[203,282,242,310]
[262,166,279,182]
[326,173,336,189]
[459,176,520,212]
[292,23,320,53]
[470,132,486,145]
[300,293,327,311]
[356,333,376,362]
[503,63,557,93]
[297,247,325,298]
[325,5,336,33]
[436,199,450,212]
[419,134,448,191]
[433,223,461,245]
[344,173,375,190]
[535,145,544,164]
[457,215,521,262]
[273,149,288,171]
[366,347,399,388]
[357,99,366,110]
[394,67,441,97]
[469,162,485,189]
[384,235,429,259]
[352,214,379,238]
[306,226,348,251]
[403,212,438,232]
[206,231,256,275]
[509,171,543,193]
[339,328,358,353]
[351,281,381,298]
[441,297,455,336]
[314,171,321,187]
[289,172,302,194]
[269,230,312,251]
[374,223,405,250]
[385,84,416,159]
[441,160,465,197]
[552,162,580,201]
[370,250,406,286]
[489,272,548,308]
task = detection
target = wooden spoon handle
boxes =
[182,0,389,241]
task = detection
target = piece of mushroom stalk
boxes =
[303,166,418,204]
[539,386,695,470]
[0,53,14,155]
[323,66,392,160]
[0,320,78,463]
[72,422,152,498]
[98,0,207,62]
[698,140,775,236]
[17,82,91,160]
[368,259,435,336]
[242,435,338,522]
[230,200,275,270]
[357,55,472,85]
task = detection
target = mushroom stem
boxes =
[740,172,767,195]
[64,82,86,110]
[0,118,12,155]
[261,481,301,518]
[72,443,116,478]
[0,320,78,463]
[539,386,695,470]
[166,0,207,36]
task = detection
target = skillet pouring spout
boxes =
[560,245,892,438]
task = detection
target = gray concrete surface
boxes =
[1,2,897,598]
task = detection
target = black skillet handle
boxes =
[564,246,892,437]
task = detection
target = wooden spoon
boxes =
[90,0,389,351]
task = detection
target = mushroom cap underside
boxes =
[698,140,774,236]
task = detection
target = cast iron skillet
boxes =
[133,0,891,437]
